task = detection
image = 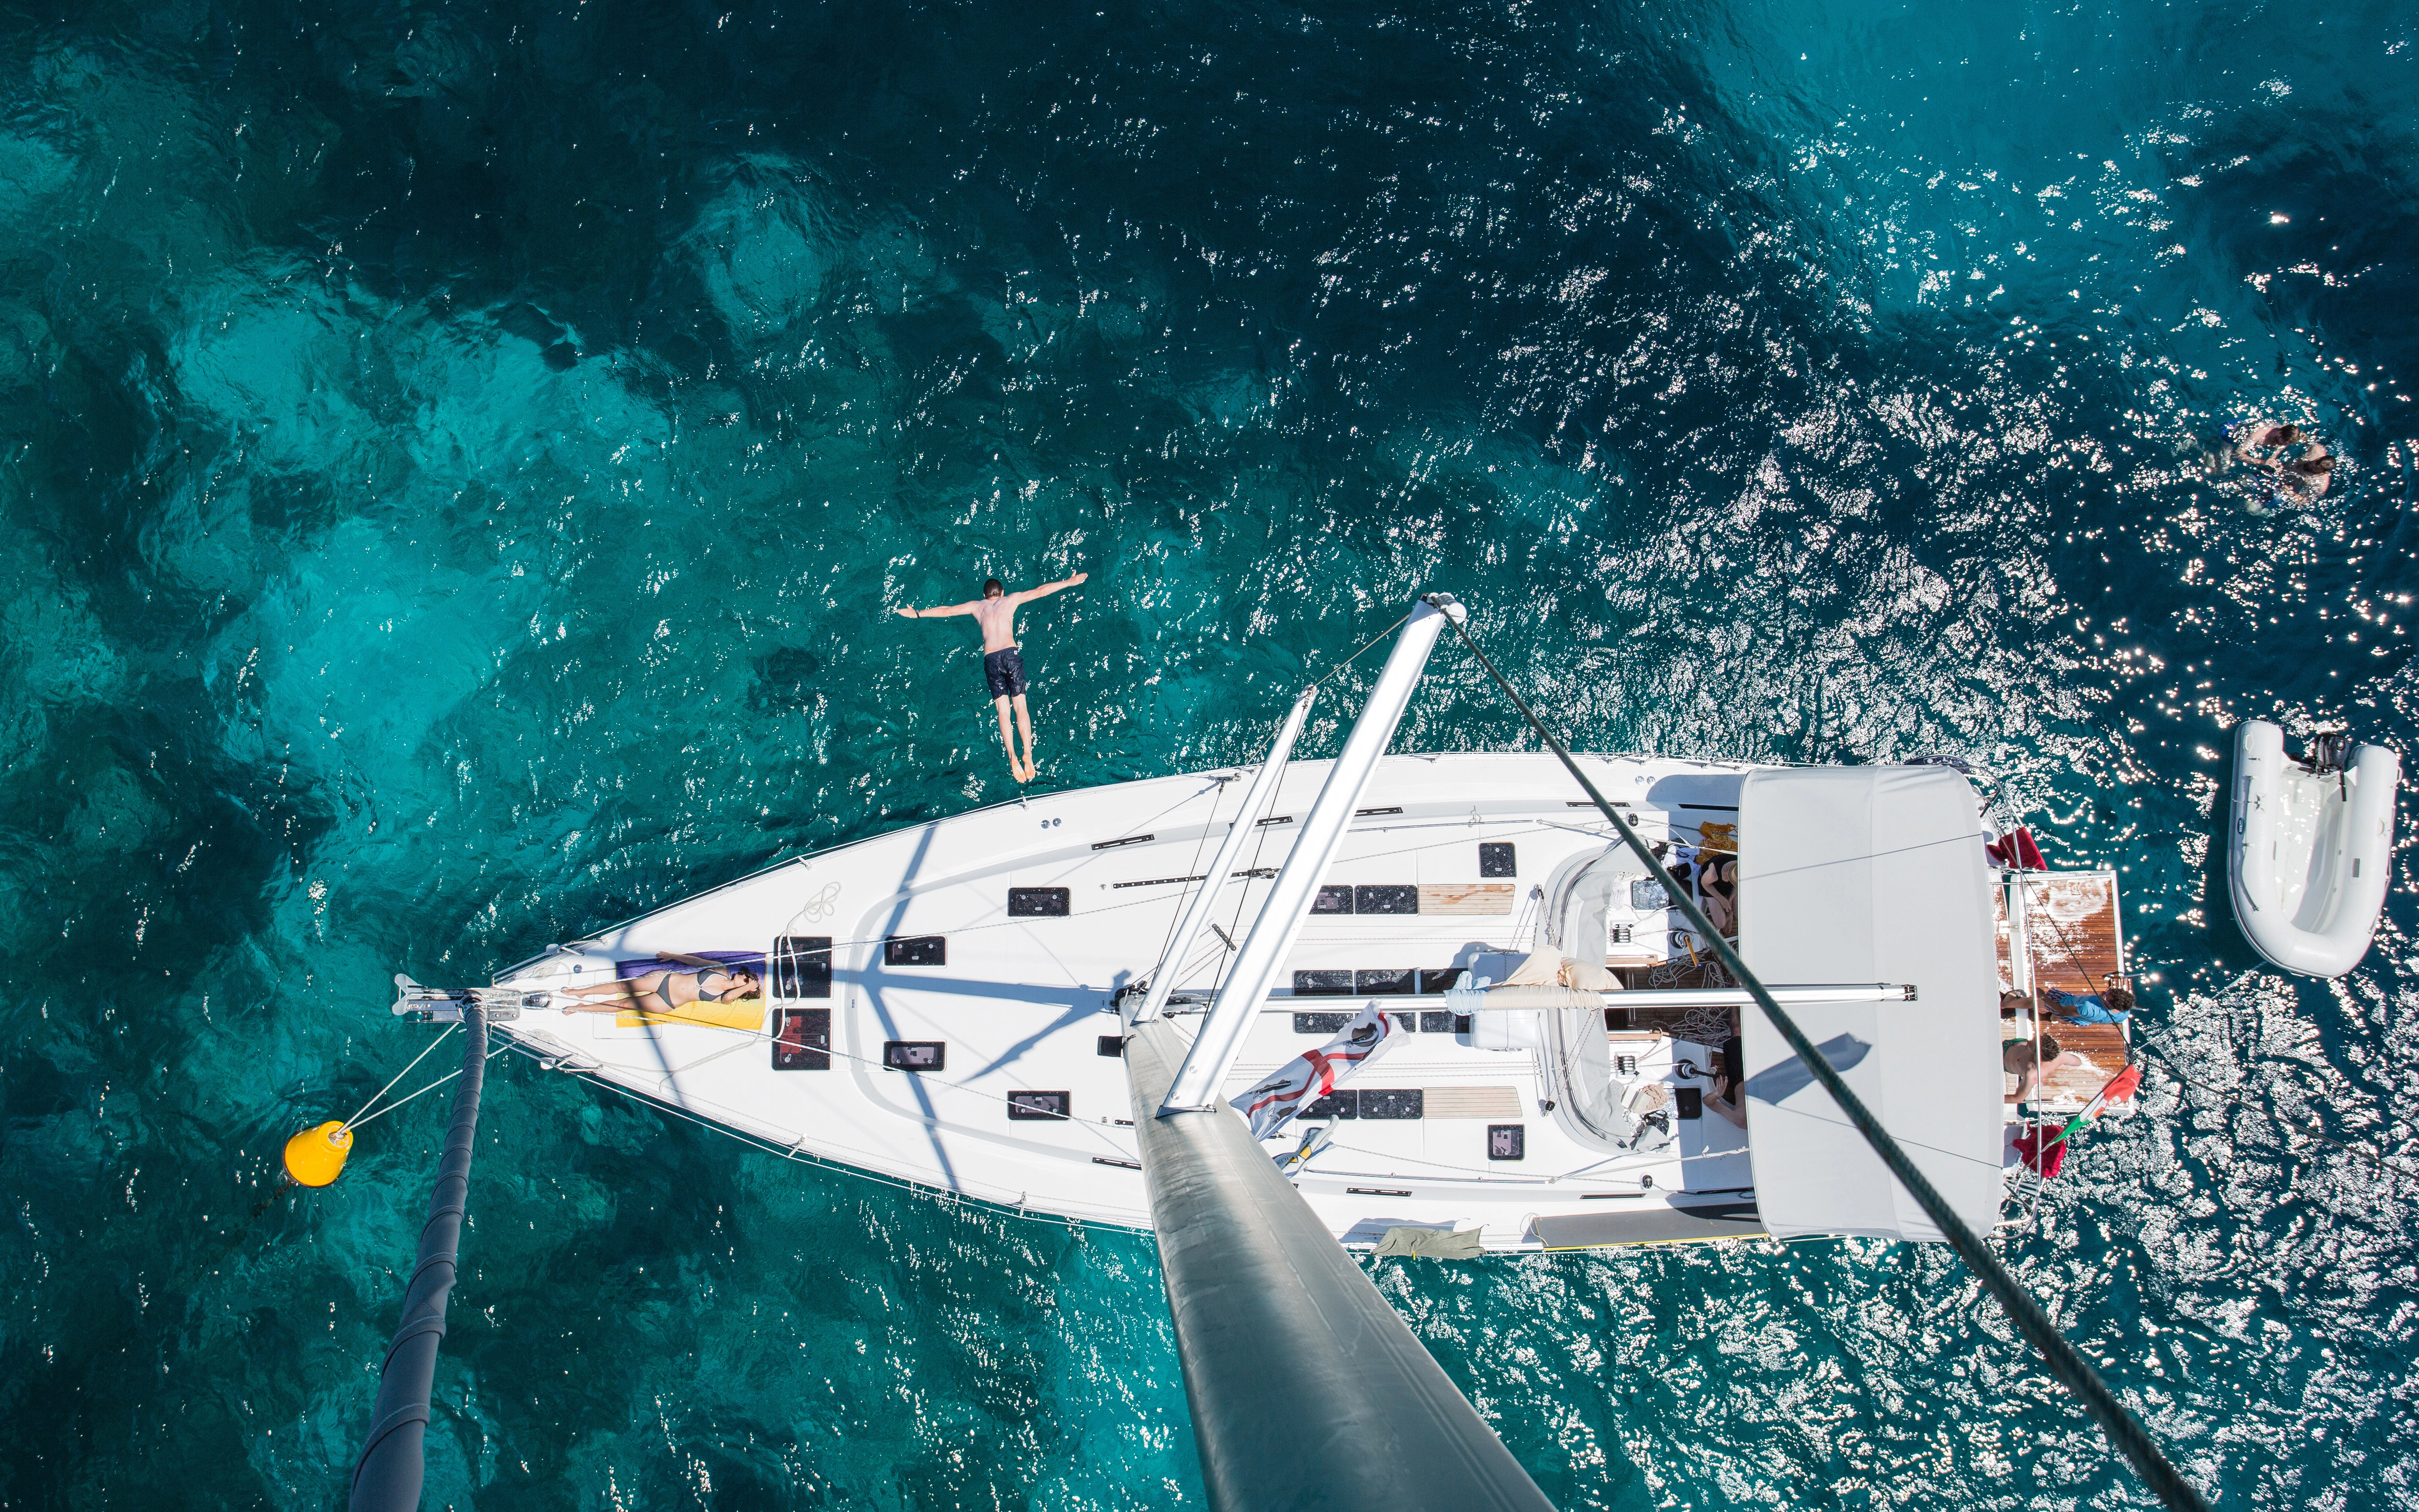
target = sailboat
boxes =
[452,594,2134,1251]
[360,593,2216,1512]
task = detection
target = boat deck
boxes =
[1994,868,2133,1113]
[2010,1021,2130,1110]
[483,758,2094,1248]
[1996,869,2124,999]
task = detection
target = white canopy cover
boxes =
[1735,766,2004,1241]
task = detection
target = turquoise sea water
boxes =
[3,0,2415,1506]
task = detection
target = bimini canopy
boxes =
[1735,766,2003,1242]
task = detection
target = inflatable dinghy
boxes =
[2230,720,2400,977]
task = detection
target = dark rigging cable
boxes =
[1433,599,2214,1512]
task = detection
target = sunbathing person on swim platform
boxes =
[560,952,763,1015]
[896,569,1089,783]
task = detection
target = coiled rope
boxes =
[1436,599,2213,1512]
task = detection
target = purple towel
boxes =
[614,951,766,981]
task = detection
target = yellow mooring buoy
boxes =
[283,1120,354,1187]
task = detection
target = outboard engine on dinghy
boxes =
[2229,720,2401,978]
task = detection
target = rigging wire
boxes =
[343,1042,515,1133]
[1215,819,1277,995]
[1310,609,1414,690]
[1437,603,2214,1512]
[343,1024,459,1131]
[1151,774,1234,971]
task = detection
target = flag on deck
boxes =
[2058,1063,2142,1141]
[1232,1003,1400,1141]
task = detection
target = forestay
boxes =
[1736,767,2003,1242]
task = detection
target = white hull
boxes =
[2229,721,2399,979]
[486,751,2037,1249]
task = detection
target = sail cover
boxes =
[1734,766,2004,1242]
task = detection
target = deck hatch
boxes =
[1417,968,1465,994]
[772,936,833,998]
[1008,887,1071,917]
[1310,884,1423,915]
[1007,1090,1071,1120]
[772,1009,831,1070]
[1487,1125,1525,1161]
[1359,1089,1424,1120]
[1303,1088,1424,1120]
[1479,841,1517,877]
[883,935,946,967]
[1304,1090,1357,1119]
[1293,1011,1354,1034]
[1356,967,1415,995]
[1292,970,1356,996]
[882,1040,946,1071]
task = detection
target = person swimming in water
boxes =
[2274,445,2336,503]
[897,570,1089,782]
[560,951,763,1015]
[2227,417,2302,465]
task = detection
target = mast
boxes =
[1126,1015,1555,1512]
[1159,594,1460,1112]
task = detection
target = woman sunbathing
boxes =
[561,951,763,1015]
[1699,855,1737,936]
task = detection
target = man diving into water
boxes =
[897,570,1088,782]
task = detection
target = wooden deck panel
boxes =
[1995,870,2125,997]
[1418,882,1515,915]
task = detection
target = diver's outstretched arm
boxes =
[1013,571,1088,604]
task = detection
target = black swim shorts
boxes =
[983,647,1028,699]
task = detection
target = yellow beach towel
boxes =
[616,999,766,1032]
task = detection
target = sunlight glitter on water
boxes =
[0,0,2413,1506]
